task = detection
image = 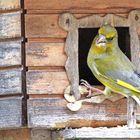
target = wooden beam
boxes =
[25,13,129,39]
[0,97,22,128]
[25,0,140,14]
[27,70,69,94]
[0,68,22,95]
[0,128,30,140]
[26,42,66,67]
[0,40,21,67]
[27,98,132,128]
[31,129,51,140]
[27,38,65,43]
[25,14,67,38]
[127,10,140,128]
[0,11,21,39]
[0,0,20,11]
[52,127,140,139]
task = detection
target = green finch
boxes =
[87,24,140,105]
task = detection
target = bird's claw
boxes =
[80,79,91,88]
[80,79,92,97]
[80,79,104,97]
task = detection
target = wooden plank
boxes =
[25,14,128,38]
[28,38,65,43]
[27,98,130,128]
[52,127,140,139]
[0,40,21,67]
[25,14,67,38]
[0,0,20,11]
[31,129,51,140]
[127,10,140,129]
[0,12,21,39]
[26,42,66,67]
[0,128,30,140]
[0,97,22,128]
[65,29,80,100]
[127,98,137,128]
[27,70,69,94]
[25,0,140,14]
[0,68,22,95]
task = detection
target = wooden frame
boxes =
[59,10,140,128]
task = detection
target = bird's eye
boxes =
[106,37,113,41]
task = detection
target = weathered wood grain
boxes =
[0,68,22,95]
[127,10,140,128]
[0,12,21,39]
[28,38,65,43]
[0,97,22,128]
[31,129,51,140]
[65,30,80,100]
[25,13,129,38]
[27,98,130,128]
[25,14,67,38]
[0,0,20,11]
[52,127,140,139]
[127,98,137,128]
[26,42,66,67]
[0,41,21,67]
[0,128,30,140]
[27,70,69,94]
[25,0,140,14]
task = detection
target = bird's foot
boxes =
[80,79,104,97]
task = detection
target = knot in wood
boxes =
[59,13,77,31]
[135,14,139,21]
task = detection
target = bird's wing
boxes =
[96,64,140,93]
[104,69,140,93]
[96,45,140,93]
[94,58,140,93]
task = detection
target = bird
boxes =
[85,24,140,105]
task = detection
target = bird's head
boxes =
[93,24,118,53]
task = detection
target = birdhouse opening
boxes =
[78,27,130,85]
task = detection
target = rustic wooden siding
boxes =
[24,0,140,129]
[28,98,129,128]
[27,70,69,94]
[25,14,66,38]
[0,0,24,129]
[0,41,21,67]
[26,42,66,67]
[25,0,140,14]
[0,97,22,128]
[0,128,31,140]
[0,0,20,11]
[0,12,21,39]
[0,69,22,95]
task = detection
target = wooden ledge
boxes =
[52,127,140,139]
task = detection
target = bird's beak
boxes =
[96,34,107,46]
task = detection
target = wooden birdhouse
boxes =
[1,0,140,139]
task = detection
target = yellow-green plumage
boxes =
[87,24,140,104]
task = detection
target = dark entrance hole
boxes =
[78,27,130,85]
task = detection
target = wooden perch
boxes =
[64,85,124,111]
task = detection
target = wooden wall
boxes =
[1,0,140,139]
[0,0,24,129]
